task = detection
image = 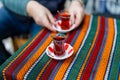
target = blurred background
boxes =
[0,1,29,55]
[0,0,120,55]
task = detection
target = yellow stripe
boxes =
[2,29,44,80]
[54,15,90,80]
[16,32,56,80]
[94,18,115,80]
[77,16,101,79]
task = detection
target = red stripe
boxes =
[81,17,105,79]
[66,29,77,43]
[39,30,77,79]
[5,29,49,80]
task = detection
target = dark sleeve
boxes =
[37,0,65,14]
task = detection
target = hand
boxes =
[68,0,85,28]
[27,1,56,31]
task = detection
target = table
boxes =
[0,15,120,80]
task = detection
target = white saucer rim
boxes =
[46,43,74,60]
[52,20,76,33]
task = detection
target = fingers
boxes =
[70,12,75,25]
[42,17,54,31]
[75,10,85,27]
[68,0,85,29]
[47,12,55,24]
[43,13,56,32]
[70,10,84,28]
[74,13,81,27]
[27,2,56,32]
[70,12,81,28]
[46,12,56,31]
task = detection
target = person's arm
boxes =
[1,0,56,31]
[26,1,56,31]
[1,0,30,16]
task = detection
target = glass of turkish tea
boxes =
[60,11,71,30]
[53,33,66,56]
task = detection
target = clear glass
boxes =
[53,34,66,56]
[60,11,70,30]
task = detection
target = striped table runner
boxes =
[0,15,120,80]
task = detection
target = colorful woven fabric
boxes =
[0,15,120,80]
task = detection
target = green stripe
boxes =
[67,16,98,79]
[109,19,120,80]
[26,55,50,80]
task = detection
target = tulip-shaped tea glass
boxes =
[53,34,66,56]
[60,11,71,30]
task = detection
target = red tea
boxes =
[53,34,65,56]
[60,11,70,30]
